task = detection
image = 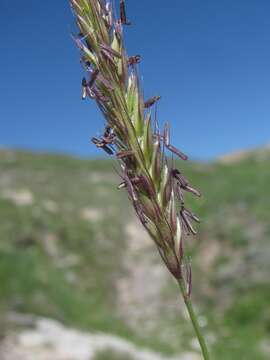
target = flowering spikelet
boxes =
[70,0,201,287]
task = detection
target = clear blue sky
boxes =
[1,0,270,160]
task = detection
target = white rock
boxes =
[42,200,59,213]
[1,316,200,360]
[1,188,34,206]
[80,207,103,222]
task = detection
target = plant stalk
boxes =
[177,279,210,360]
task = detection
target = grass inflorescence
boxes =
[69,1,211,358]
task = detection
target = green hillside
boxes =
[0,148,269,359]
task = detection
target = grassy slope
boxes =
[0,149,269,359]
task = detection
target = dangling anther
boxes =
[128,55,141,66]
[81,77,88,100]
[120,0,131,25]
[166,144,188,161]
[91,137,114,155]
[180,207,198,235]
[117,181,127,189]
[144,96,161,109]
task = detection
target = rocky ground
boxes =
[0,315,200,360]
[0,149,270,359]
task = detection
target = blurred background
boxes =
[0,0,270,359]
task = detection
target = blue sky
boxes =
[1,0,270,160]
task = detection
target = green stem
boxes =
[177,279,210,360]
